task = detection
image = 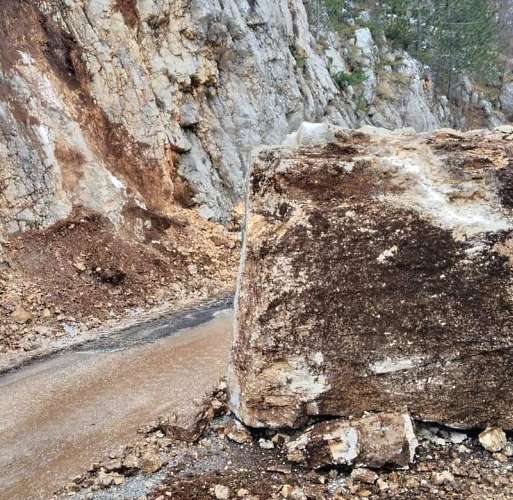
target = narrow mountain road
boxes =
[0,301,233,500]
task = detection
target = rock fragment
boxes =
[213,484,231,499]
[122,454,140,471]
[225,419,253,445]
[351,468,379,484]
[286,413,417,469]
[479,427,507,453]
[432,470,455,485]
[140,450,163,474]
[151,400,214,443]
[12,306,32,324]
[258,438,275,449]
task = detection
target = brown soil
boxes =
[0,206,238,354]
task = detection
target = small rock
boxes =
[286,413,417,469]
[159,401,214,442]
[448,431,467,444]
[20,339,38,352]
[63,324,77,337]
[404,478,419,489]
[73,260,87,272]
[96,470,113,488]
[236,488,249,498]
[280,485,294,498]
[503,442,513,457]
[432,470,455,485]
[103,459,122,472]
[225,420,253,445]
[179,102,200,127]
[140,450,163,474]
[12,306,32,324]
[493,452,508,463]
[122,454,140,470]
[213,484,230,499]
[289,486,307,500]
[34,325,52,336]
[258,438,274,449]
[376,478,389,491]
[351,468,378,484]
[266,464,292,474]
[479,427,507,452]
[272,433,290,446]
[112,474,124,486]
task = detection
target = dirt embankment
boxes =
[0,206,240,357]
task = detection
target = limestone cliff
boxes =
[0,0,507,239]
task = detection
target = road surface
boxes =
[0,301,233,499]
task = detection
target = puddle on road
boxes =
[0,304,233,500]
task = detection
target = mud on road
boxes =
[0,300,233,500]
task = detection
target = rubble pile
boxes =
[61,389,513,499]
[0,206,238,360]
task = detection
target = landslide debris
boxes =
[59,388,513,500]
[0,206,239,357]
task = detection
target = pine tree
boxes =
[430,0,501,94]
[320,0,503,93]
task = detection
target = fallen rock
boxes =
[503,442,513,457]
[213,484,231,499]
[286,413,417,469]
[351,468,379,484]
[479,427,507,453]
[122,454,140,471]
[258,438,275,449]
[103,459,122,472]
[96,470,114,488]
[432,470,455,485]
[225,419,253,445]
[112,473,124,486]
[140,450,163,474]
[229,128,513,430]
[150,399,215,443]
[12,306,32,324]
[280,484,307,499]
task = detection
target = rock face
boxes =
[0,0,505,239]
[229,126,513,430]
[286,413,417,469]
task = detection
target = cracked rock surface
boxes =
[0,0,503,238]
[229,125,513,430]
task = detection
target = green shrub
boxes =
[333,69,368,89]
[295,54,308,70]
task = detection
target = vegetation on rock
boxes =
[321,0,507,93]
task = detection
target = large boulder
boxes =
[228,126,513,430]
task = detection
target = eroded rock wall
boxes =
[1,0,503,238]
[229,125,513,430]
